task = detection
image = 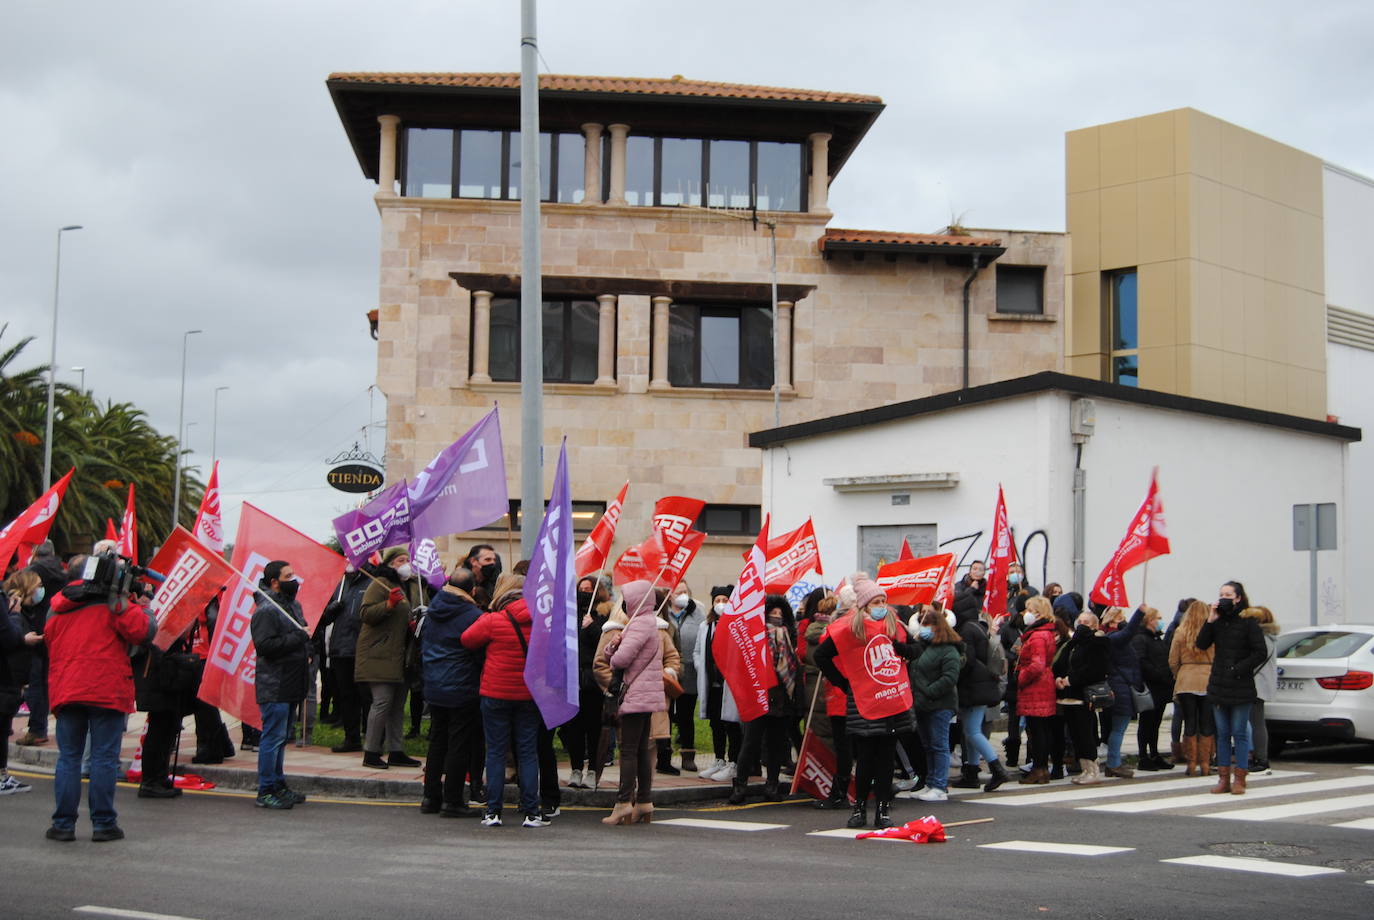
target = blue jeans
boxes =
[915,709,955,790]
[1106,712,1130,767]
[959,705,1000,767]
[52,706,125,832]
[1213,702,1253,768]
[257,702,290,794]
[480,697,540,815]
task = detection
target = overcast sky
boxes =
[3,0,1371,544]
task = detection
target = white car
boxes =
[1266,624,1374,755]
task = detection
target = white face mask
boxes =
[395,563,414,581]
[713,602,728,616]
[674,593,690,609]
[944,611,956,628]
[1023,611,1037,627]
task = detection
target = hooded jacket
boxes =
[420,586,483,707]
[1015,619,1059,717]
[251,591,309,706]
[45,588,156,713]
[607,581,666,715]
[1196,605,1266,706]
[909,638,963,712]
[461,597,533,701]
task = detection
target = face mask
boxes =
[674,593,690,609]
[1216,598,1235,615]
[1023,611,1037,627]
[868,606,888,621]
[344,564,356,574]
[480,562,499,583]
[1154,622,1164,634]
[278,579,300,602]
[944,611,956,628]
[31,586,45,605]
[1008,573,1022,585]
[395,564,414,581]
[714,602,728,616]
[918,625,933,640]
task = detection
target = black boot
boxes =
[814,775,849,809]
[984,759,1010,792]
[764,779,784,802]
[952,764,981,789]
[655,739,680,776]
[845,802,868,829]
[727,778,748,805]
[874,801,893,829]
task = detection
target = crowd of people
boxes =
[3,538,1278,839]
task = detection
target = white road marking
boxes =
[75,908,205,920]
[1202,791,1374,822]
[655,817,788,832]
[979,840,1134,856]
[1333,817,1374,830]
[1355,765,1374,771]
[1081,775,1374,814]
[807,828,866,838]
[1161,855,1343,877]
[980,770,1309,806]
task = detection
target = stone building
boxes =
[327,72,1066,588]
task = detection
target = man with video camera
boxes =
[42,550,158,842]
[250,560,311,810]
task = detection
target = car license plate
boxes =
[1277,679,1305,691]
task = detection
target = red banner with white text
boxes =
[149,527,237,651]
[651,496,706,557]
[712,518,776,721]
[763,518,823,594]
[876,552,957,606]
[1090,468,1171,607]
[983,486,1015,619]
[575,481,629,579]
[0,469,74,571]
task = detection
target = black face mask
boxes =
[277,580,300,602]
[576,590,594,612]
[480,562,500,584]
[1216,597,1235,615]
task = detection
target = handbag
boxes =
[1084,680,1115,710]
[1130,684,1155,713]
[663,673,685,700]
[602,670,629,726]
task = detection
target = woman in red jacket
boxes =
[1016,596,1059,785]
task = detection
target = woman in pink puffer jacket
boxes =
[603,579,664,825]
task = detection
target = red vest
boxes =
[825,613,913,719]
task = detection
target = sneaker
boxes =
[893,777,919,792]
[542,805,561,818]
[894,787,927,800]
[522,812,551,828]
[0,774,32,795]
[91,826,125,843]
[15,732,48,747]
[916,787,949,802]
[256,790,294,810]
[698,760,722,780]
[279,785,307,805]
[45,826,76,842]
[716,762,737,781]
[568,769,584,789]
[481,812,503,827]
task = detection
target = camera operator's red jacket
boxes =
[46,590,156,714]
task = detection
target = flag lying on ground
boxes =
[408,407,509,543]
[763,518,822,594]
[117,483,138,563]
[982,486,1015,619]
[712,517,776,721]
[876,553,957,606]
[149,527,237,651]
[0,468,74,570]
[524,441,579,729]
[192,461,224,553]
[1090,468,1171,607]
[575,481,628,579]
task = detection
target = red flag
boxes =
[1090,468,1171,607]
[711,517,776,721]
[897,538,914,562]
[611,531,669,587]
[149,527,237,650]
[983,486,1015,619]
[0,493,52,574]
[762,518,823,594]
[793,729,854,803]
[104,518,118,542]
[876,553,957,606]
[117,483,138,563]
[192,461,224,553]
[4,469,75,569]
[575,481,628,579]
[651,495,706,556]
[660,529,706,588]
[198,503,348,728]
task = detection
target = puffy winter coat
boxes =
[461,598,533,701]
[355,571,420,684]
[1105,607,1145,716]
[954,613,1000,707]
[45,589,156,713]
[251,592,310,706]
[909,640,962,712]
[1054,625,1109,703]
[1016,619,1059,717]
[1197,609,1266,706]
[323,572,369,659]
[420,587,483,707]
[609,604,666,714]
[1132,628,1174,700]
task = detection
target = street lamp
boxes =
[71,366,85,393]
[171,329,203,529]
[42,224,83,488]
[212,385,229,462]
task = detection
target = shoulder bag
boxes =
[1084,680,1115,710]
[1130,683,1155,713]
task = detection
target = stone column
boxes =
[649,295,672,390]
[595,293,616,385]
[808,132,831,214]
[607,124,630,206]
[470,291,493,384]
[775,300,795,393]
[378,115,401,197]
[581,123,603,204]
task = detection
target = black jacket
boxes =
[1131,629,1174,697]
[1105,607,1145,716]
[952,576,985,623]
[420,587,484,707]
[1054,625,1109,701]
[251,592,309,705]
[321,571,369,659]
[133,640,201,715]
[954,612,1000,706]
[1196,609,1266,706]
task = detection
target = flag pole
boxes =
[1140,558,1149,608]
[790,672,824,796]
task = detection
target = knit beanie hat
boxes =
[853,579,886,610]
[381,545,408,566]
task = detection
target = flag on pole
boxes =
[612,531,670,587]
[0,468,75,569]
[149,526,237,650]
[574,481,628,579]
[762,518,823,594]
[192,461,224,553]
[897,538,914,562]
[1090,468,1171,607]
[104,518,118,542]
[651,495,706,557]
[407,407,509,542]
[411,537,446,590]
[983,485,1015,620]
[333,479,413,567]
[524,441,579,728]
[117,483,138,563]
[876,553,957,606]
[660,529,706,589]
[712,516,776,721]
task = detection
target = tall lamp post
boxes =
[71,366,86,393]
[171,329,203,528]
[42,224,83,488]
[211,385,229,462]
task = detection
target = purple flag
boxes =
[408,408,509,542]
[524,440,579,728]
[332,480,412,566]
[411,537,446,590]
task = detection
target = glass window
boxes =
[541,300,600,383]
[694,504,762,536]
[700,313,740,385]
[1112,271,1138,351]
[659,138,702,207]
[668,304,698,387]
[1278,631,1373,659]
[667,303,773,389]
[624,135,654,206]
[507,132,551,201]
[739,306,774,389]
[997,265,1046,315]
[458,130,504,199]
[756,141,803,211]
[556,132,585,203]
[403,128,453,198]
[478,500,607,533]
[1112,354,1139,387]
[488,297,520,381]
[708,140,750,209]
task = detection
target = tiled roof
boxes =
[327,72,882,106]
[821,228,1004,249]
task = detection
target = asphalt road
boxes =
[2,748,1372,920]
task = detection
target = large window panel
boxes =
[708,140,750,208]
[740,306,774,388]
[555,132,585,203]
[488,297,520,381]
[458,129,504,199]
[667,304,698,387]
[699,312,741,385]
[756,141,803,212]
[624,135,654,206]
[507,131,552,201]
[541,300,600,383]
[403,128,453,198]
[659,138,702,207]
[668,303,773,389]
[1111,271,1138,351]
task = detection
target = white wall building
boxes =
[753,372,1359,629]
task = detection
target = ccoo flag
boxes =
[408,407,509,543]
[524,440,579,728]
[1090,468,1171,607]
[149,526,237,650]
[1,468,75,570]
[117,483,138,563]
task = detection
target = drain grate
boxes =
[1206,842,1318,859]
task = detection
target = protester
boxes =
[728,595,797,805]
[910,608,964,803]
[563,575,611,788]
[190,591,236,765]
[1169,599,1216,776]
[1005,561,1039,615]
[1100,605,1146,778]
[461,573,548,828]
[356,546,423,770]
[463,544,503,610]
[321,565,371,753]
[1055,610,1110,784]
[1016,596,1059,784]
[1131,606,1174,770]
[598,579,665,826]
[2,574,42,795]
[951,586,1009,792]
[695,586,742,782]
[14,542,65,747]
[43,562,157,841]
[1197,581,1266,795]
[1243,606,1280,775]
[249,561,311,810]
[419,566,484,817]
[664,581,703,774]
[132,626,199,799]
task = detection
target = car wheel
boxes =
[1267,735,1289,760]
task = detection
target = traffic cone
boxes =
[125,727,146,783]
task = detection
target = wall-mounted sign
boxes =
[326,444,385,494]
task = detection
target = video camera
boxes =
[72,551,165,612]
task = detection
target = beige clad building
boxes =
[328,72,1066,588]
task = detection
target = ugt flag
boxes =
[333,479,412,567]
[524,441,579,728]
[117,483,138,563]
[408,407,508,542]
[192,461,224,553]
[574,481,628,579]
[983,485,1016,620]
[712,516,777,721]
[0,468,74,570]
[763,518,822,594]
[411,537,446,590]
[1090,468,1171,607]
[200,503,347,728]
[876,552,957,606]
[149,526,237,650]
